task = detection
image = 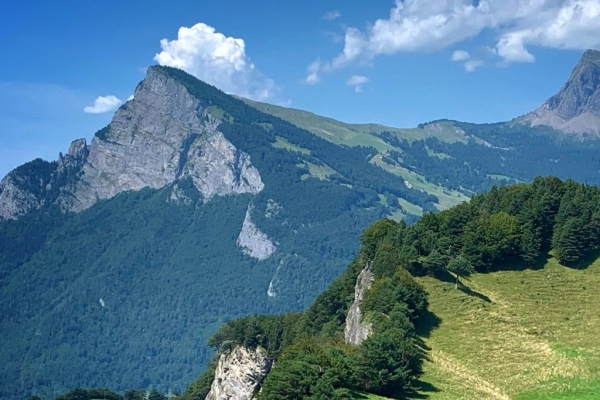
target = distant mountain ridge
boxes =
[521,49,600,136]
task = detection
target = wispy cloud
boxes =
[154,22,281,102]
[347,75,369,93]
[316,0,600,72]
[305,60,321,85]
[451,50,471,62]
[464,59,485,72]
[84,95,122,114]
[451,49,484,72]
[323,10,341,20]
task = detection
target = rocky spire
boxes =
[521,49,600,135]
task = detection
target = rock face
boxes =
[344,265,374,345]
[521,49,600,135]
[64,67,263,212]
[205,346,273,400]
[59,139,89,171]
[0,173,41,220]
[183,132,264,201]
[237,206,276,260]
[0,66,265,219]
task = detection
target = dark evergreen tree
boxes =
[353,329,422,397]
[553,218,585,266]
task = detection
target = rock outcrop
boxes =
[182,132,264,201]
[344,265,374,345]
[521,49,600,135]
[237,206,276,260]
[58,139,89,172]
[205,346,273,400]
[0,173,41,220]
[0,66,265,219]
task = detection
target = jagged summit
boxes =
[0,66,264,220]
[521,49,600,135]
[581,48,600,65]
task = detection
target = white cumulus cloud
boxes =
[347,75,369,93]
[83,95,122,114]
[322,0,600,69]
[154,23,279,102]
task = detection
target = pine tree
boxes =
[553,218,585,266]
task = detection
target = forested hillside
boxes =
[175,176,600,400]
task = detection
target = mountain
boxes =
[520,49,600,136]
[0,67,264,220]
[0,66,437,400]
[3,51,600,400]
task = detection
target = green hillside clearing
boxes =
[416,256,600,399]
[370,153,468,210]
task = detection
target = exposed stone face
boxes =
[0,66,265,220]
[58,139,89,172]
[183,132,264,200]
[344,265,374,345]
[64,67,244,211]
[237,206,276,260]
[0,174,40,220]
[205,346,273,400]
[264,199,282,219]
[521,49,600,135]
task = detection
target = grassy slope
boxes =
[371,154,469,211]
[242,99,467,148]
[243,99,409,151]
[244,98,469,211]
[415,256,600,399]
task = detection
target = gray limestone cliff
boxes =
[0,173,41,220]
[0,66,265,219]
[237,206,276,260]
[344,265,374,345]
[521,49,600,135]
[64,67,264,212]
[205,346,273,400]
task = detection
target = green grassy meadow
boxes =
[414,256,600,399]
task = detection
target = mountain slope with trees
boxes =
[178,176,600,400]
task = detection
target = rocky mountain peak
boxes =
[0,66,265,219]
[58,139,89,171]
[521,49,600,135]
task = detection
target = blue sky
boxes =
[2,0,599,178]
